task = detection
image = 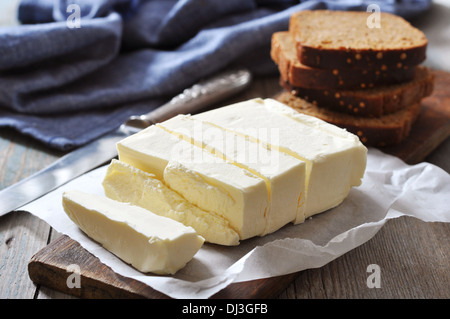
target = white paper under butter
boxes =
[62,190,204,275]
[21,148,450,298]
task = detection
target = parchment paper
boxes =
[21,148,450,298]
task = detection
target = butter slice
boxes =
[117,125,268,240]
[62,190,204,275]
[158,115,306,234]
[102,159,239,246]
[194,98,367,220]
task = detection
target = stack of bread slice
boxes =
[271,10,434,146]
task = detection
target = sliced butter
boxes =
[62,190,204,275]
[102,159,239,246]
[117,125,268,240]
[157,115,306,234]
[194,98,367,219]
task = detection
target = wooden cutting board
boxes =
[27,70,450,299]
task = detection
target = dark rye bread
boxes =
[271,31,416,90]
[290,10,428,70]
[276,90,422,146]
[280,65,434,117]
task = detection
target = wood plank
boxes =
[26,70,450,299]
[380,70,450,164]
[35,229,78,299]
[0,131,62,299]
[28,235,166,299]
[0,211,50,298]
[278,216,450,299]
[28,234,300,299]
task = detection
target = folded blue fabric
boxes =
[0,0,431,150]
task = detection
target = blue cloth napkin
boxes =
[0,0,431,150]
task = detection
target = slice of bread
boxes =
[280,66,434,117]
[271,31,416,90]
[290,10,427,69]
[276,90,422,146]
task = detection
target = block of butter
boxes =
[103,159,240,246]
[194,98,367,219]
[117,125,268,240]
[62,190,204,274]
[114,98,367,244]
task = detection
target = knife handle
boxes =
[125,69,251,129]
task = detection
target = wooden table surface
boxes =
[1,2,450,299]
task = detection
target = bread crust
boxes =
[271,32,416,90]
[276,91,422,146]
[290,10,428,69]
[280,66,434,117]
[297,44,427,70]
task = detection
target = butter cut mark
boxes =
[157,115,306,235]
[62,190,204,275]
[102,159,240,246]
[156,123,272,201]
[163,160,268,240]
[182,115,308,225]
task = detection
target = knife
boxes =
[0,69,252,216]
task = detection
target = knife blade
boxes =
[0,68,251,216]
